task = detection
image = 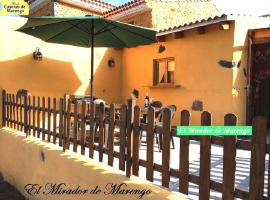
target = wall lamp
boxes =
[33,47,42,61]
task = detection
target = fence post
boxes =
[23,95,29,135]
[80,101,86,155]
[108,104,115,166]
[249,116,267,200]
[59,98,64,147]
[162,107,172,188]
[98,102,105,162]
[126,98,136,178]
[89,102,95,158]
[119,104,127,171]
[1,90,6,128]
[146,106,155,182]
[222,113,237,200]
[179,110,190,194]
[199,111,211,200]
[132,105,140,176]
[41,97,46,140]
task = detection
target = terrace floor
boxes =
[77,134,269,200]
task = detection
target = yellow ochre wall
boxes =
[1,16,270,125]
[121,17,270,125]
[0,16,122,104]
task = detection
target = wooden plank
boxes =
[89,102,95,158]
[179,110,190,194]
[6,94,9,127]
[98,103,105,162]
[63,98,67,149]
[199,111,211,200]
[19,96,23,131]
[174,32,184,39]
[42,97,46,140]
[6,93,9,127]
[80,101,86,155]
[162,108,172,188]
[15,95,19,130]
[23,95,28,135]
[52,98,57,144]
[27,96,31,135]
[249,116,267,200]
[12,95,15,129]
[119,104,127,171]
[126,99,135,178]
[2,90,6,127]
[198,27,205,34]
[73,101,78,152]
[32,96,36,136]
[132,106,140,176]
[268,156,270,199]
[146,106,155,182]
[9,94,12,128]
[108,104,115,166]
[47,97,51,142]
[37,97,41,138]
[157,35,166,42]
[222,113,237,200]
[65,99,71,150]
[58,98,64,147]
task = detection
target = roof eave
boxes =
[106,4,150,20]
[56,0,103,15]
[157,15,232,36]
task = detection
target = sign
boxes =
[0,0,29,15]
[177,126,252,136]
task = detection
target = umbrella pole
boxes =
[90,19,94,103]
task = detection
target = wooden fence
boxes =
[1,90,269,200]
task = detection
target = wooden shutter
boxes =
[153,60,159,86]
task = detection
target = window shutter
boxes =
[153,60,159,86]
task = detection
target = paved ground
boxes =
[0,175,25,200]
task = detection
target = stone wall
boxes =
[30,1,54,16]
[120,10,152,28]
[148,0,221,30]
[108,0,220,29]
[54,2,92,16]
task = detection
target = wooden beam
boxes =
[253,37,270,44]
[174,32,184,39]
[197,27,205,34]
[157,35,166,42]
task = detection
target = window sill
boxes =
[149,83,181,88]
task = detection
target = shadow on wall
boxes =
[0,54,82,98]
[84,48,122,104]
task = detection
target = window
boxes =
[153,58,175,86]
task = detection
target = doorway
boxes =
[249,42,270,128]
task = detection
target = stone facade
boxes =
[54,2,92,16]
[120,10,152,28]
[106,0,220,29]
[30,1,54,16]
[149,1,220,30]
[29,0,221,30]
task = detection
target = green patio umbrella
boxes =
[16,15,157,101]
